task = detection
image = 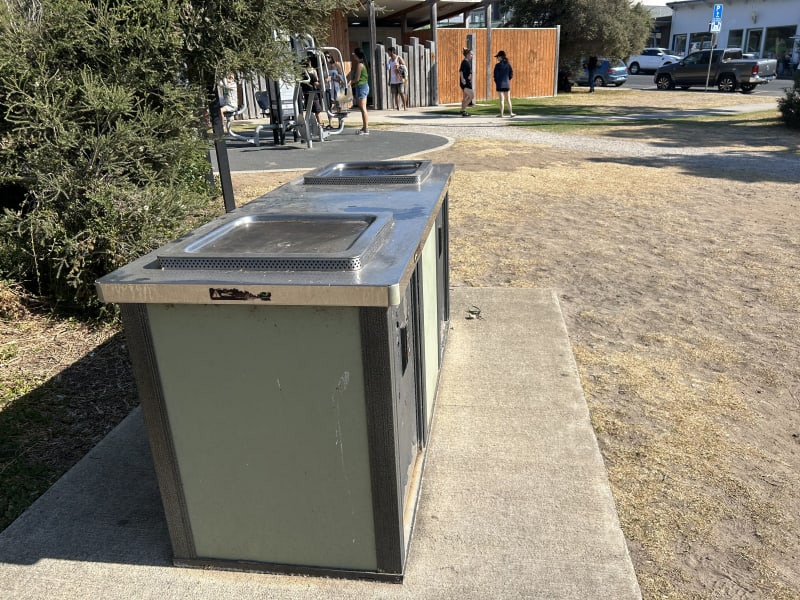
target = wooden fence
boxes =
[232,25,558,118]
[434,28,559,105]
[372,37,436,110]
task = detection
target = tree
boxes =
[0,0,356,314]
[777,70,800,129]
[501,0,653,65]
[178,0,357,97]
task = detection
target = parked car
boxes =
[577,58,628,87]
[654,48,778,93]
[627,48,682,74]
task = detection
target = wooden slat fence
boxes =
[230,24,558,117]
[434,28,558,105]
[372,37,435,110]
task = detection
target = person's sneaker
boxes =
[509,113,517,118]
[357,128,370,135]
[461,111,471,117]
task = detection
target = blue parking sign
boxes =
[713,4,723,21]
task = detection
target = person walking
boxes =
[350,47,369,135]
[387,47,408,110]
[587,56,598,93]
[459,48,474,117]
[492,50,515,117]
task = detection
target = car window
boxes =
[684,52,707,65]
[645,50,657,56]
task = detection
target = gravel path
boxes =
[375,103,798,179]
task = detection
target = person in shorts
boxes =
[387,47,408,110]
[492,50,516,117]
[459,48,474,117]
[323,52,345,126]
[350,47,370,134]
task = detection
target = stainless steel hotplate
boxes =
[157,213,393,271]
[303,160,432,185]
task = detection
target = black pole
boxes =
[429,0,439,105]
[208,86,236,213]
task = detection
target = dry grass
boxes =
[422,137,800,599]
[226,127,800,597]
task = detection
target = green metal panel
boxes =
[146,303,377,570]
[420,228,439,430]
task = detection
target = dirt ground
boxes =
[2,90,799,598]
[227,97,800,598]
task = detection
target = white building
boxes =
[667,0,799,73]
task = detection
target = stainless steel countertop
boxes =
[95,163,454,307]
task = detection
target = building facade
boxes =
[667,0,799,74]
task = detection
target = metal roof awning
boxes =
[349,0,484,29]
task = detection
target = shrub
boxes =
[0,0,360,316]
[778,71,800,129]
[0,0,219,315]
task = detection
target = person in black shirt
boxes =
[459,48,474,117]
[300,57,324,127]
[587,56,599,93]
[493,50,516,117]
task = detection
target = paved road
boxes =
[622,72,791,97]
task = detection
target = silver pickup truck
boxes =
[654,49,777,93]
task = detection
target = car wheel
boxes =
[629,62,640,75]
[594,75,605,88]
[739,83,756,93]
[718,74,736,92]
[655,74,674,90]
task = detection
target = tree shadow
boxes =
[0,333,137,533]
[573,113,800,183]
[567,113,797,151]
[515,109,799,183]
[586,148,800,184]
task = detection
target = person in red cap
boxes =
[493,50,516,118]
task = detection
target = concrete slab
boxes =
[0,288,641,599]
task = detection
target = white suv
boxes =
[627,48,681,74]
